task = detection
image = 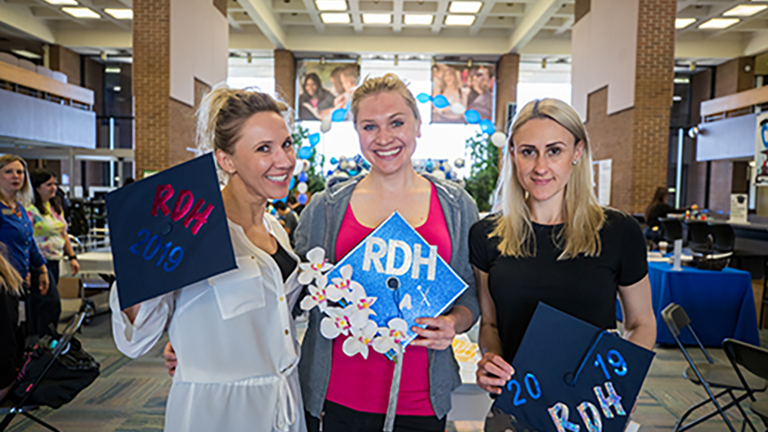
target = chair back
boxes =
[686,220,711,252]
[661,303,714,363]
[660,218,683,243]
[707,223,735,253]
[723,339,768,381]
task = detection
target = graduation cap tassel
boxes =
[383,347,404,432]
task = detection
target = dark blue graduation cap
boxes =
[106,154,236,309]
[325,211,468,347]
[495,303,655,432]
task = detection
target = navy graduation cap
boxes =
[495,303,655,432]
[325,211,468,347]
[106,154,236,309]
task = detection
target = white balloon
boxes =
[297,182,308,193]
[491,131,507,148]
[293,161,304,175]
[301,160,310,172]
[320,116,332,133]
[339,161,350,171]
[454,158,465,169]
[450,103,466,115]
[432,171,446,180]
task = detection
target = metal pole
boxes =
[676,128,684,209]
[109,117,115,188]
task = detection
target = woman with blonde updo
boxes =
[110,86,306,432]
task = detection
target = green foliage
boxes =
[464,131,499,213]
[292,125,326,194]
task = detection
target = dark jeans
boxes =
[29,263,60,336]
[306,401,446,432]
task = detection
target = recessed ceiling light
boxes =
[62,7,100,18]
[723,4,767,17]
[449,1,482,14]
[698,18,739,29]
[315,0,347,11]
[43,0,78,5]
[320,12,350,24]
[11,50,41,59]
[404,14,434,25]
[104,8,133,19]
[445,14,475,26]
[675,18,696,29]
[362,13,391,24]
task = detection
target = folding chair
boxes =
[661,303,765,432]
[723,339,768,428]
[0,310,88,432]
[660,218,684,243]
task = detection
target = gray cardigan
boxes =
[294,174,480,420]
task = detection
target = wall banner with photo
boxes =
[431,62,495,124]
[296,60,360,122]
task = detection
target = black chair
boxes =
[761,259,768,330]
[661,303,764,432]
[660,218,684,243]
[686,220,711,253]
[708,223,736,253]
[723,339,768,428]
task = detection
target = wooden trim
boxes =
[0,61,94,106]
[701,85,768,118]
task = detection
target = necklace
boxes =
[1,200,21,218]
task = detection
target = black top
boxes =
[270,242,297,283]
[0,290,22,390]
[646,203,675,228]
[469,209,648,363]
[281,211,299,246]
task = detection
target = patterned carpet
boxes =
[3,314,767,432]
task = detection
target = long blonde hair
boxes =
[0,154,33,206]
[492,98,604,259]
[0,246,23,296]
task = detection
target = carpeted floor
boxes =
[4,313,767,432]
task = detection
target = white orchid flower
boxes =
[299,275,330,312]
[347,285,377,328]
[327,265,364,305]
[319,306,353,339]
[342,320,379,359]
[373,318,409,358]
[298,247,333,285]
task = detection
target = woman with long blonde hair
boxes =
[0,250,24,402]
[469,98,656,430]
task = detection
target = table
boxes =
[621,262,759,347]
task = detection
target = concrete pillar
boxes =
[495,53,520,133]
[274,49,296,110]
[571,0,676,214]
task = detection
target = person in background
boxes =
[466,66,494,121]
[0,250,24,402]
[26,168,80,336]
[469,99,656,431]
[298,73,335,121]
[287,194,304,216]
[0,155,48,331]
[273,200,299,247]
[643,186,697,243]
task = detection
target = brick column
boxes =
[495,53,520,133]
[274,49,296,110]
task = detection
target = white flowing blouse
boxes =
[110,215,306,432]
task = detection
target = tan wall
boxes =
[169,79,211,167]
[49,45,80,86]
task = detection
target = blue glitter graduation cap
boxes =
[106,154,236,309]
[495,303,655,432]
[324,211,468,347]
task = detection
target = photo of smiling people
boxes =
[296,60,360,121]
[431,62,495,124]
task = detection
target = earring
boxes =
[572,160,578,165]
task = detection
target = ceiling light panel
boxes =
[315,0,347,11]
[698,18,739,29]
[449,1,482,14]
[362,13,391,24]
[320,12,351,24]
[104,8,133,19]
[445,14,476,26]
[44,0,78,5]
[723,5,767,17]
[403,14,434,25]
[12,50,41,59]
[675,18,696,29]
[62,7,101,18]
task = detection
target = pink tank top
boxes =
[325,183,452,416]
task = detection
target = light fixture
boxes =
[357,56,362,65]
[430,57,436,66]
[467,58,473,68]
[448,1,482,13]
[315,0,347,11]
[100,51,108,61]
[62,7,100,18]
[104,8,133,19]
[113,86,122,92]
[320,55,326,65]
[672,95,682,102]
[541,58,547,69]
[43,0,77,4]
[689,61,696,72]
[320,12,350,24]
[394,54,399,66]
[403,14,433,25]
[723,4,767,17]
[675,18,696,29]
[445,15,475,26]
[362,13,391,24]
[698,18,739,29]
[105,67,121,74]
[11,50,41,59]
[247,52,252,64]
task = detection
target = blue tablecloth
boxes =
[619,262,759,347]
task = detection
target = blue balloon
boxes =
[432,95,450,109]
[331,109,347,122]
[327,170,334,176]
[349,170,358,176]
[298,146,313,160]
[479,119,495,134]
[298,172,308,183]
[309,133,321,147]
[298,193,308,205]
[464,109,481,124]
[416,93,432,103]
[330,157,338,165]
